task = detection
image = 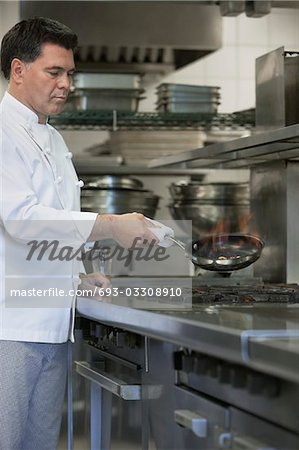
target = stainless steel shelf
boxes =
[49,110,254,131]
[148,124,299,169]
[73,157,208,176]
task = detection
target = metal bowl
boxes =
[81,189,160,218]
[169,182,249,203]
[169,202,250,235]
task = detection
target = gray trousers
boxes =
[0,340,68,450]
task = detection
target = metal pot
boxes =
[169,202,250,235]
[83,176,143,190]
[169,182,249,203]
[81,188,160,218]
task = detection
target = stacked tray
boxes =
[156,83,221,113]
[65,73,145,112]
[73,73,141,90]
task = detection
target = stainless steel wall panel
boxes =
[256,47,299,129]
[251,161,299,283]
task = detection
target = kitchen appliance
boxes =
[72,279,299,450]
[21,2,222,73]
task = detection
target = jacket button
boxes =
[56,176,63,184]
[76,180,84,188]
[45,147,51,155]
[65,152,73,159]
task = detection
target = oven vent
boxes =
[20,1,222,74]
[75,46,174,65]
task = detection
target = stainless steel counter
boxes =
[76,295,299,384]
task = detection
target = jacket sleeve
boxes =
[0,130,97,246]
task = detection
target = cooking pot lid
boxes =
[83,175,143,190]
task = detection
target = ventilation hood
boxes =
[20,1,222,75]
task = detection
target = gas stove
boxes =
[109,276,299,311]
[190,279,299,304]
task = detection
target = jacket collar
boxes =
[1,91,46,126]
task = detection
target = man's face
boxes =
[13,43,75,123]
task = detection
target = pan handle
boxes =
[166,235,187,251]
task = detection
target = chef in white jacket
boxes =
[0,17,160,450]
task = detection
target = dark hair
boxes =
[0,17,78,79]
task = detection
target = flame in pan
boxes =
[206,213,260,257]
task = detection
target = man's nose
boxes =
[57,73,71,90]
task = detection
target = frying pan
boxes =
[167,233,264,272]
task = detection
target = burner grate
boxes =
[190,283,299,304]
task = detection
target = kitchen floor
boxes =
[58,435,157,450]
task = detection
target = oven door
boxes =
[74,352,145,450]
[228,407,299,450]
[172,385,230,450]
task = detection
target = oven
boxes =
[71,321,149,450]
[141,333,299,450]
[72,288,299,450]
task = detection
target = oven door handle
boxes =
[232,433,277,450]
[174,409,208,438]
[74,361,141,400]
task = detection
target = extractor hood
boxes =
[20,1,222,75]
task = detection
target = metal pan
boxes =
[167,233,264,272]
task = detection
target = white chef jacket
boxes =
[0,92,97,343]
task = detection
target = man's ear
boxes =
[10,58,27,84]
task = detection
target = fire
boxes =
[238,213,252,233]
[209,214,255,254]
[209,214,254,238]
[212,219,230,252]
[198,214,261,259]
[193,214,264,270]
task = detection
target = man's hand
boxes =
[78,272,111,296]
[88,213,159,248]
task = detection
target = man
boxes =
[0,17,161,450]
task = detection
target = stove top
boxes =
[191,280,299,304]
[111,276,299,307]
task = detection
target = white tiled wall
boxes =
[140,7,299,113]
